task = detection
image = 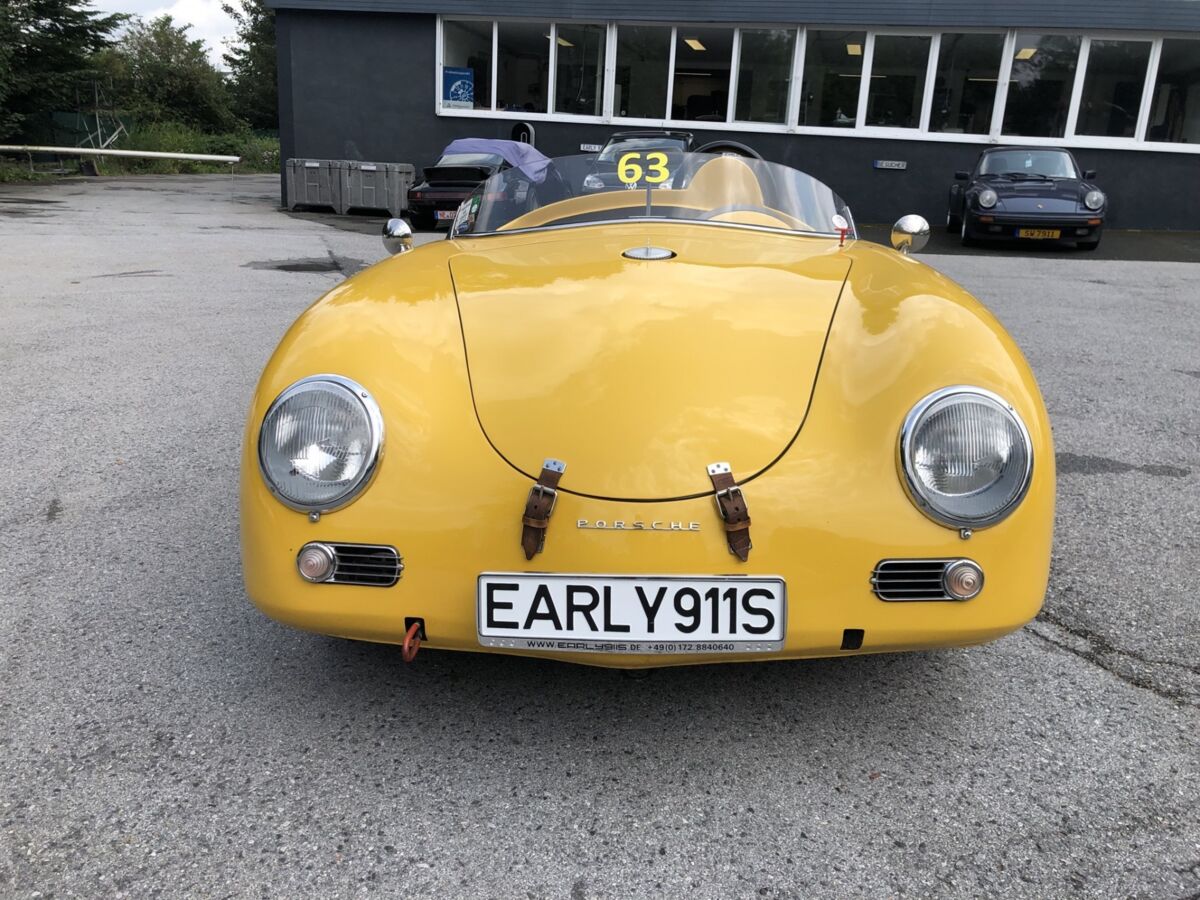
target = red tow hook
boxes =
[402,621,423,663]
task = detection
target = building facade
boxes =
[268,0,1200,228]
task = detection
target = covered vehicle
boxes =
[243,151,1054,669]
[948,147,1106,250]
[406,139,544,229]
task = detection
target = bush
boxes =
[103,121,279,174]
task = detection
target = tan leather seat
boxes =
[684,156,765,210]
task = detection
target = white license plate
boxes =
[477,573,786,654]
[435,209,456,220]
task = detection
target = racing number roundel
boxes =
[617,151,671,186]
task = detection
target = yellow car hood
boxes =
[449,226,851,500]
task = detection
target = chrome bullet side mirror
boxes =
[890,214,931,255]
[382,218,414,255]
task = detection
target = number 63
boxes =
[617,151,671,185]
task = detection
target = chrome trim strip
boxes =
[897,385,1034,531]
[455,217,848,241]
[257,373,385,515]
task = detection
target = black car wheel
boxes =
[946,208,961,232]
[960,215,976,247]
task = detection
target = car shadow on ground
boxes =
[245,617,973,739]
[856,222,1200,262]
[288,206,1200,264]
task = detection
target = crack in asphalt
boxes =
[1029,610,1199,707]
[1055,451,1191,478]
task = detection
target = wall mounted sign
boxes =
[442,67,474,109]
[580,143,603,152]
[873,159,908,170]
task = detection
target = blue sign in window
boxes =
[443,67,475,108]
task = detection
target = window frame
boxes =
[433,17,1200,155]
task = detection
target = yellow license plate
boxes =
[1017,228,1061,239]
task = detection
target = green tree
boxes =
[0,0,125,141]
[106,15,237,133]
[222,0,277,131]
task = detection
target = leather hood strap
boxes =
[708,462,752,562]
[521,459,566,560]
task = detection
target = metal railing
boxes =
[0,144,241,164]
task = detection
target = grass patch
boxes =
[100,123,280,174]
[0,158,56,183]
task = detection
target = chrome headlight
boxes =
[977,188,998,209]
[900,387,1033,529]
[582,173,605,191]
[258,375,384,512]
[1084,189,1105,210]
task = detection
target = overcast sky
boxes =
[90,0,237,68]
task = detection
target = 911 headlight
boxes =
[977,188,998,209]
[1084,189,1105,210]
[258,375,384,512]
[900,387,1033,529]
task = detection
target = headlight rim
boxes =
[977,188,999,209]
[257,373,385,514]
[1083,189,1105,211]
[898,385,1034,530]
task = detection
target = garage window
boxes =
[1074,39,1152,137]
[671,27,734,121]
[496,22,551,113]
[799,31,866,127]
[929,33,1005,134]
[865,35,932,128]
[1001,33,1082,138]
[1146,39,1200,144]
[615,25,673,118]
[442,19,493,110]
[734,28,796,124]
[434,18,1200,158]
[554,24,607,117]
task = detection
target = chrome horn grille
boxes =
[327,543,403,586]
[871,559,957,601]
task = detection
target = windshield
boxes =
[436,153,505,167]
[979,149,1078,178]
[598,137,689,162]
[451,153,854,238]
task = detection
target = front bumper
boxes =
[243,464,1054,669]
[965,210,1104,242]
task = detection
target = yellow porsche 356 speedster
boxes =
[241,147,1053,668]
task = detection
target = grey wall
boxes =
[277,10,1200,230]
[269,0,1200,33]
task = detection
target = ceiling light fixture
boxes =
[684,38,706,51]
[1015,47,1037,60]
[846,43,862,56]
[557,37,574,47]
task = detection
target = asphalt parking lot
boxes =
[1,174,1197,899]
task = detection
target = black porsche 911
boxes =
[947,147,1107,250]
[407,141,510,230]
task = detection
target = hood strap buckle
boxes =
[521,458,566,560]
[707,462,752,562]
